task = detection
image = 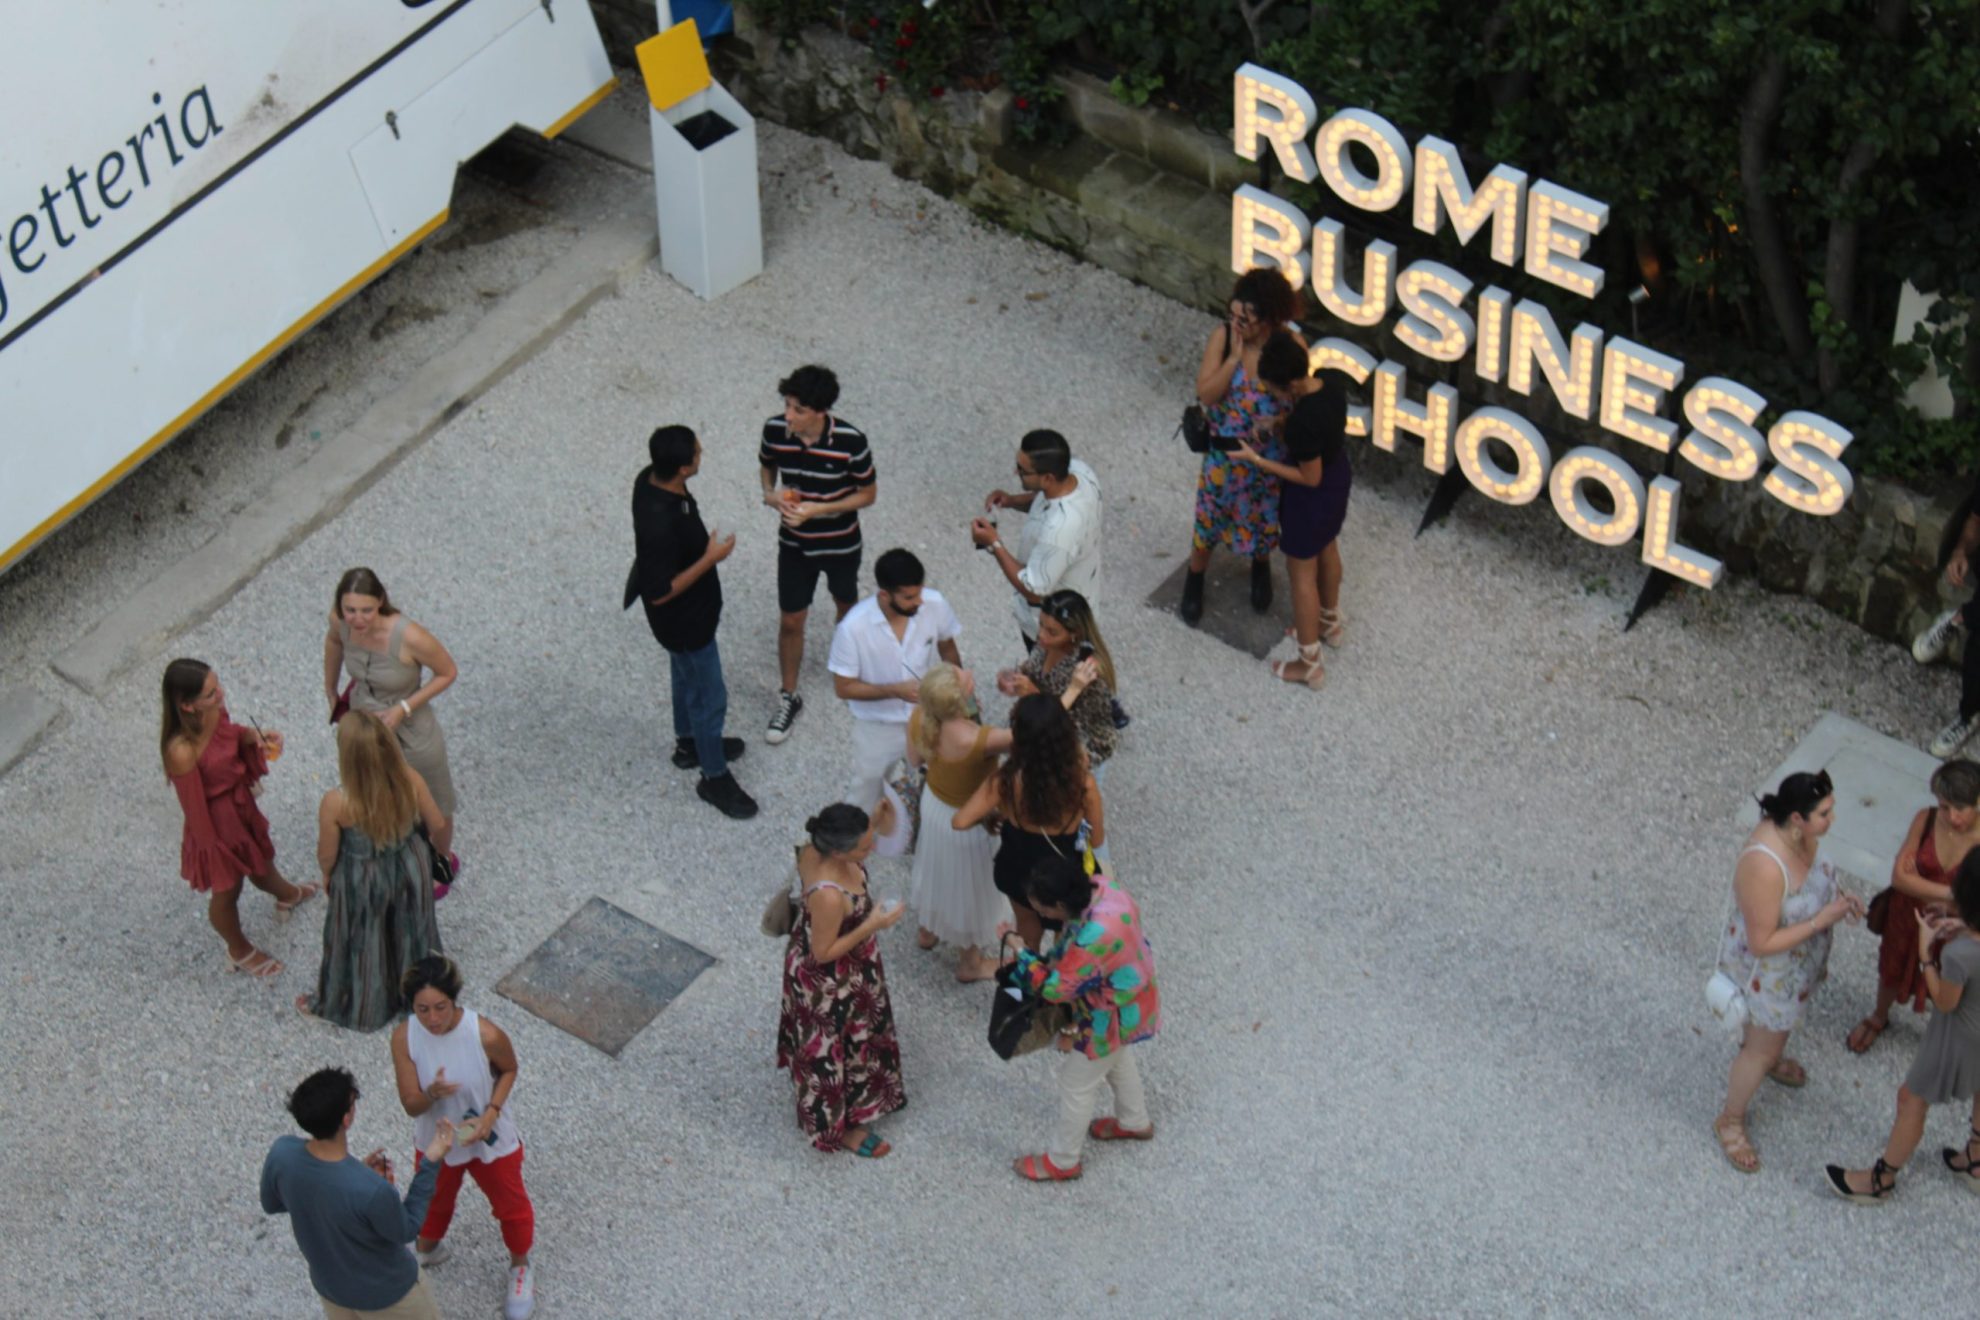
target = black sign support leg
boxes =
[1624,568,1678,632]
[1416,466,1471,537]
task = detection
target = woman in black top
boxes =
[953,695,1103,951]
[1238,330,1353,690]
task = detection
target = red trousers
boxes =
[414,1145,534,1256]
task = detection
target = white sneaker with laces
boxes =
[765,690,803,744]
[505,1263,536,1320]
[414,1242,451,1269]
[1914,608,1964,664]
[1930,712,1980,759]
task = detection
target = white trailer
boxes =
[0,0,616,573]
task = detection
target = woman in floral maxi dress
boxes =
[776,802,909,1157]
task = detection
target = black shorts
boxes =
[777,543,861,615]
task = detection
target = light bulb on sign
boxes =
[1230,185,1311,289]
[1393,260,1476,363]
[1474,286,1511,382]
[1762,411,1854,515]
[1232,64,1318,183]
[1549,446,1645,547]
[1454,407,1552,506]
[1413,135,1525,267]
[1642,475,1724,588]
[1507,299,1602,420]
[1310,218,1393,327]
[1524,180,1609,299]
[1371,361,1457,473]
[1309,337,1376,439]
[1679,377,1765,481]
[1315,108,1412,213]
[1598,338,1685,453]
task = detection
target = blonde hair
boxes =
[336,710,420,843]
[911,663,974,761]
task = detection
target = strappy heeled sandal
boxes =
[274,880,322,920]
[1319,606,1346,647]
[1941,1125,1980,1191]
[1824,1156,1898,1204]
[1271,641,1325,690]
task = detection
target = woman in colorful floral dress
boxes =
[776,802,909,1158]
[1006,855,1160,1182]
[1179,267,1303,626]
[1712,770,1861,1173]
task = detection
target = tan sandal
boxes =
[275,880,323,920]
[1271,641,1325,690]
[1319,606,1346,647]
[1714,1115,1760,1173]
[1767,1057,1808,1088]
[227,948,283,979]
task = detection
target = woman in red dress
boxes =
[160,658,317,977]
[1847,760,1980,1052]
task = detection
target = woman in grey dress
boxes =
[1827,849,1980,1202]
[323,567,460,821]
[297,710,449,1031]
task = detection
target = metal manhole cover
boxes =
[496,897,716,1057]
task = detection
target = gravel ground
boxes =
[1,107,1974,1318]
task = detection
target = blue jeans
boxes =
[669,638,729,778]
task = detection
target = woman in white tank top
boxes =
[1712,771,1861,1174]
[390,955,538,1320]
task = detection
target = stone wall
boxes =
[586,0,1964,644]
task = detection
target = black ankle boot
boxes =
[1250,557,1273,613]
[1179,569,1205,626]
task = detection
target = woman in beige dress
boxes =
[323,568,461,826]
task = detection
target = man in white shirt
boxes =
[972,429,1103,650]
[828,548,963,812]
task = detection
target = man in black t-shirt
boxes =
[757,365,877,746]
[628,425,757,819]
[1913,474,1980,758]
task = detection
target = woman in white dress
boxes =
[907,665,1011,982]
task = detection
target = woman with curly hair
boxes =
[953,694,1103,951]
[1179,266,1304,626]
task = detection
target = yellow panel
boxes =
[635,21,710,112]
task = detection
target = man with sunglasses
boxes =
[972,429,1102,653]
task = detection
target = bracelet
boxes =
[398,699,412,717]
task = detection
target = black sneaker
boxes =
[766,691,804,744]
[1179,570,1205,627]
[673,736,747,770]
[696,772,759,819]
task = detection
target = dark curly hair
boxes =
[1232,267,1302,326]
[999,695,1087,829]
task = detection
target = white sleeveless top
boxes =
[407,1007,521,1166]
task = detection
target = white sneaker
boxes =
[414,1242,451,1269]
[1931,712,1980,759]
[505,1263,536,1320]
[1913,607,1964,663]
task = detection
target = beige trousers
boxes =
[319,1274,440,1320]
[1049,1046,1150,1167]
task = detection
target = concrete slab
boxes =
[1739,711,1940,885]
[50,215,658,696]
[0,685,61,775]
[496,897,716,1056]
[1145,556,1289,660]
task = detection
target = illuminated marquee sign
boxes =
[1230,64,1861,591]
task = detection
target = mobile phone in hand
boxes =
[1076,641,1095,662]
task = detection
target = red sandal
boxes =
[1013,1153,1081,1182]
[1088,1117,1155,1142]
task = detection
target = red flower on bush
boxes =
[902,19,917,35]
[894,58,907,71]
[1015,96,1030,110]
[896,35,912,48]
[928,85,945,98]
[875,74,889,92]
[867,14,880,27]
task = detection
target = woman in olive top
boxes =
[907,663,1012,981]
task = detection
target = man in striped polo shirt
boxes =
[758,365,877,743]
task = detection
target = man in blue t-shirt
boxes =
[261,1067,457,1319]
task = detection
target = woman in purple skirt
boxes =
[1238,330,1353,690]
